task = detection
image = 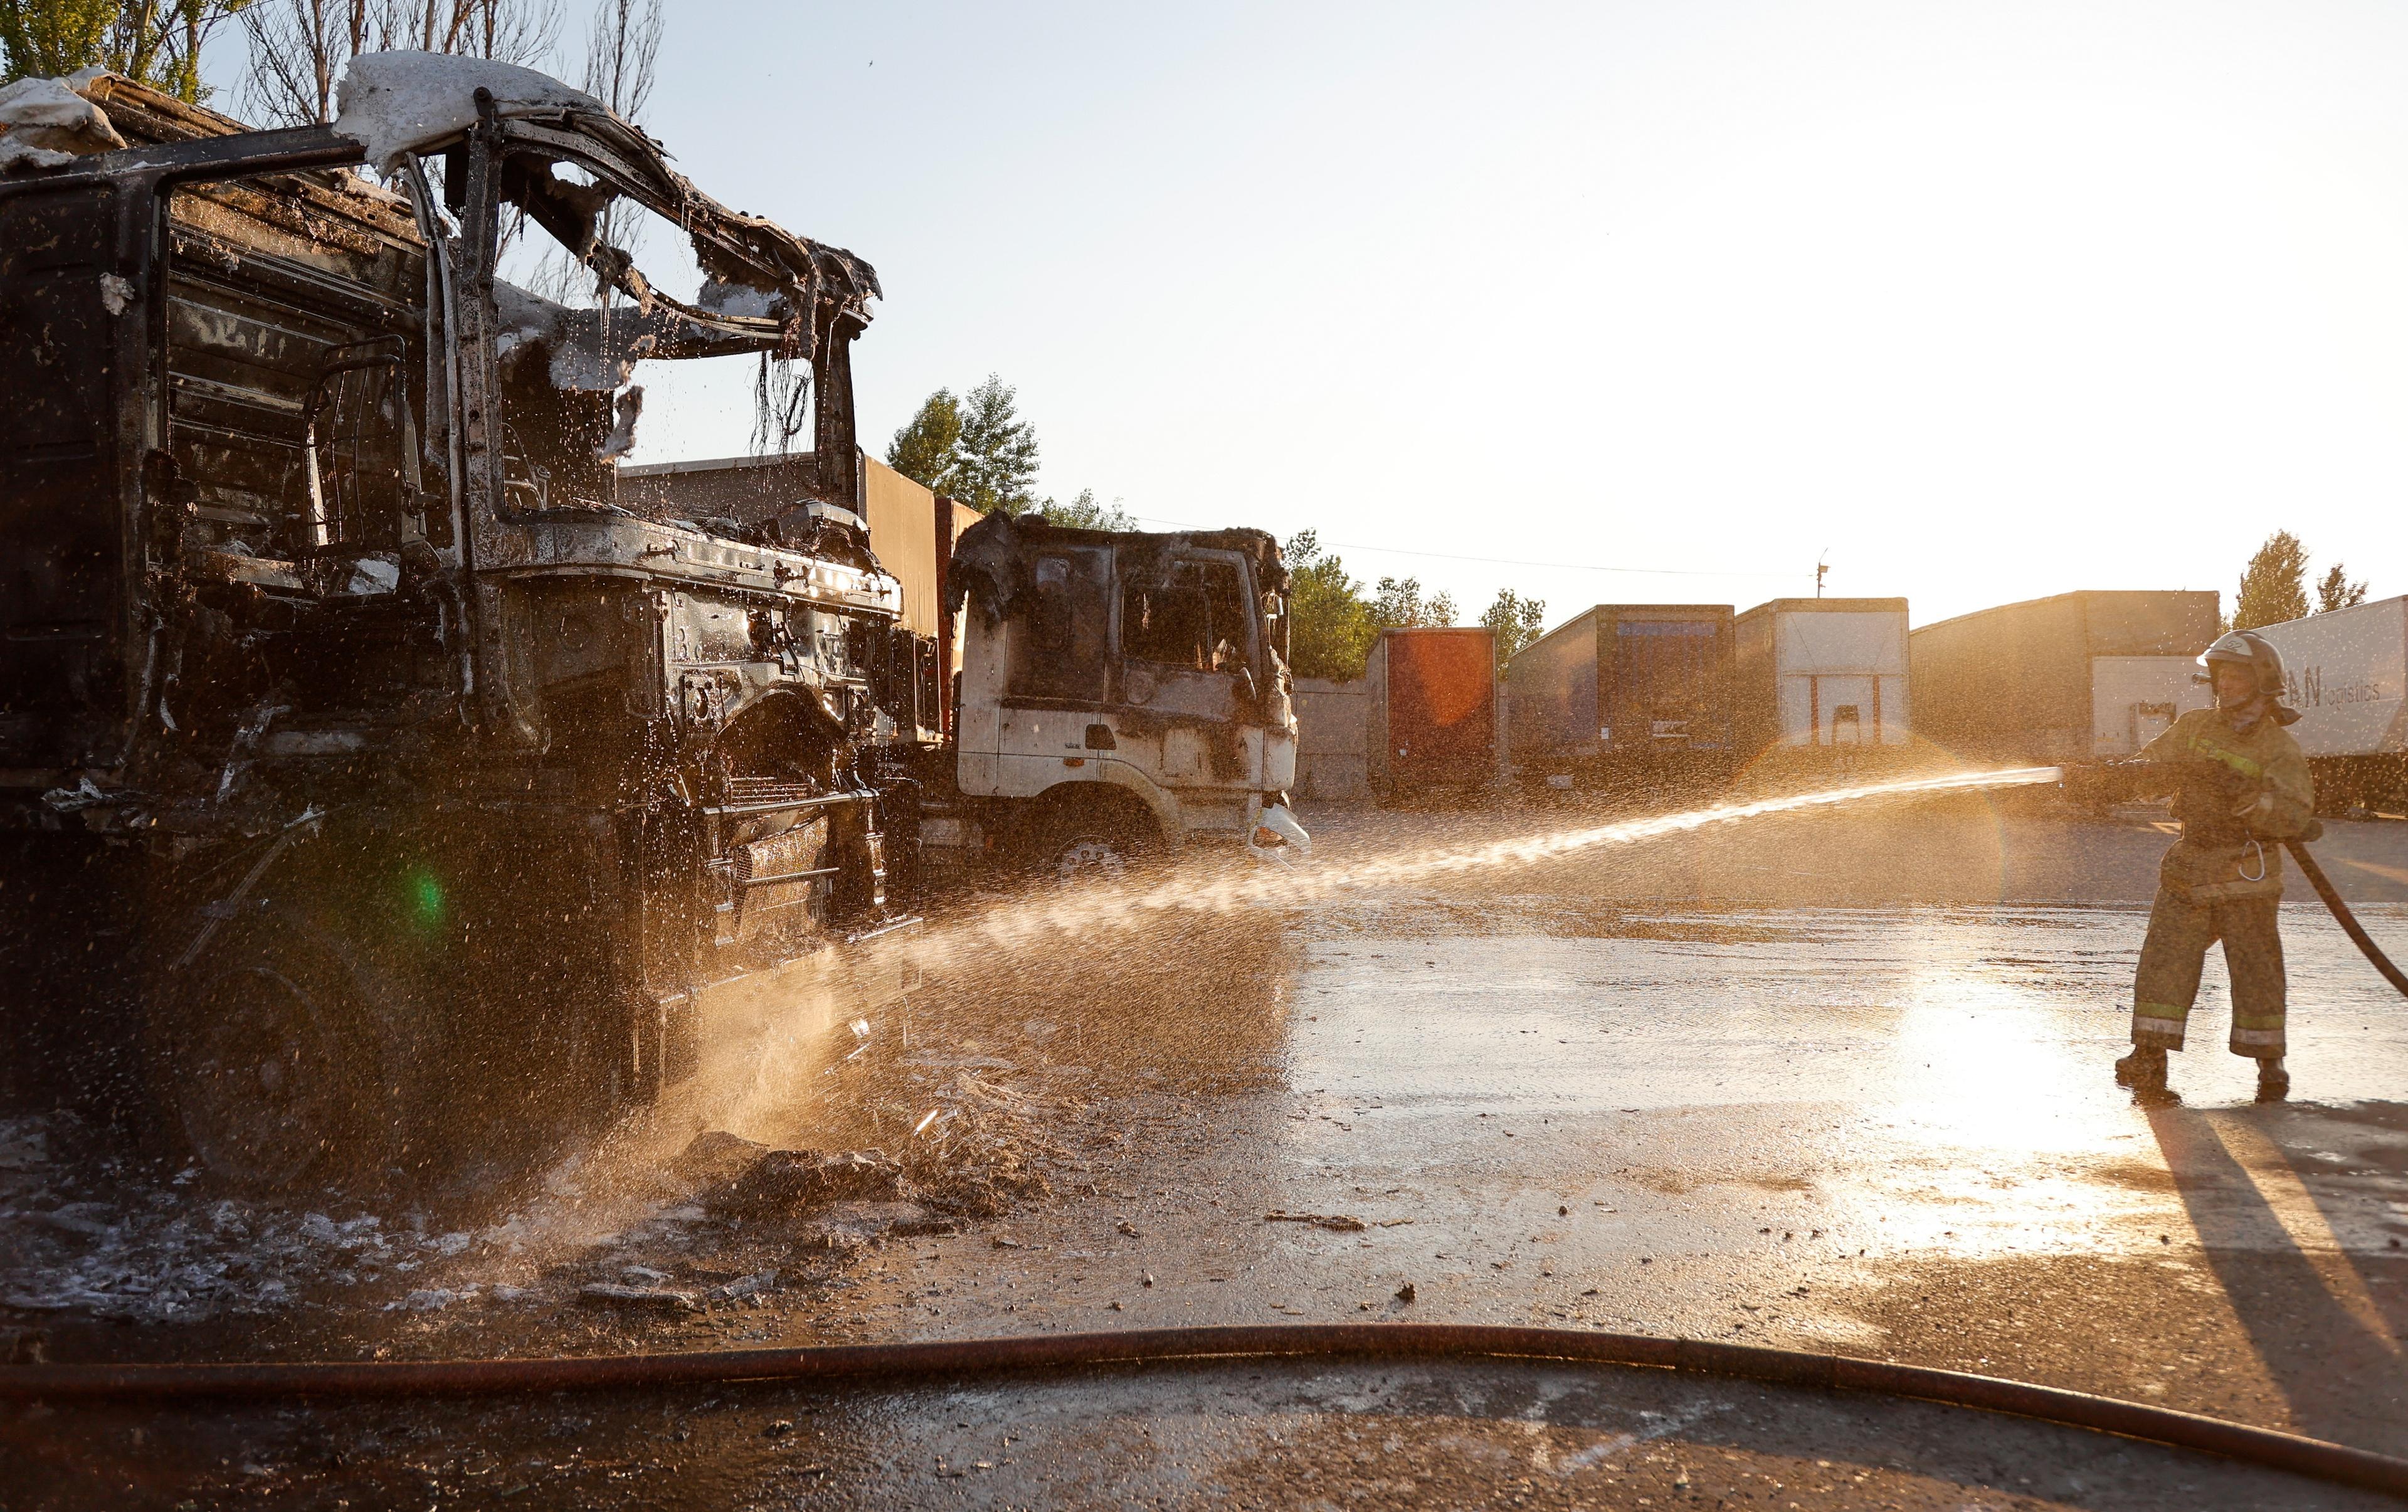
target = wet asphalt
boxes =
[7,788,2408,1508]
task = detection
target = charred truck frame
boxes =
[0,63,1302,1190]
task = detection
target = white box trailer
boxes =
[1733,598,1911,753]
[2250,595,2408,810]
[2091,656,2210,757]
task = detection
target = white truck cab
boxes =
[942,514,1305,874]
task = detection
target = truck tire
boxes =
[1040,825,1135,880]
[145,906,409,1193]
[1023,796,1162,882]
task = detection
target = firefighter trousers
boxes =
[2130,888,2286,1057]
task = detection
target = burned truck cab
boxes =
[936,512,1304,874]
[0,60,906,1187]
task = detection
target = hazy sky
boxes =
[219,2,2408,629]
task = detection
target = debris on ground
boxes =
[701,1146,910,1219]
[577,1283,700,1312]
[711,1269,782,1301]
[0,1119,48,1173]
[0,941,1176,1353]
[668,1131,774,1190]
[806,1200,949,1240]
[0,1116,505,1321]
[1264,1211,1369,1232]
[889,1071,1061,1218]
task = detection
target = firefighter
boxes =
[2111,630,2315,1102]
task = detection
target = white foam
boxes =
[335,51,611,175]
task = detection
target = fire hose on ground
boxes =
[5,1324,2407,1498]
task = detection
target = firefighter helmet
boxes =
[2200,630,2288,700]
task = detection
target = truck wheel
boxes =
[1044,828,1133,880]
[146,909,404,1192]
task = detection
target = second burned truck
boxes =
[0,58,1302,1190]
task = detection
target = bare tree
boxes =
[238,0,562,128]
[578,0,653,120]
[525,0,658,304]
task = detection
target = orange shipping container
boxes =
[1366,627,1496,796]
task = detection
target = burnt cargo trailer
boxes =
[1503,605,1734,794]
[2247,595,2408,812]
[1908,591,2218,767]
[1733,598,1911,759]
[1365,627,1495,799]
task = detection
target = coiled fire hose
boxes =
[4,1324,2406,1498]
[2287,838,2408,998]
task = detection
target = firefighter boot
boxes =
[2115,1045,2167,1091]
[2256,1057,2289,1103]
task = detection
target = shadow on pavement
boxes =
[2147,1099,2408,1455]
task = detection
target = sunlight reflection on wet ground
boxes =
[1287,899,2408,1265]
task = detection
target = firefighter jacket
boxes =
[2136,706,2316,900]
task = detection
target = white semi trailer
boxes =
[2250,596,2408,813]
[1733,598,1913,755]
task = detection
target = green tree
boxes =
[0,0,110,83]
[2,0,249,100]
[2231,531,2311,631]
[2316,562,2368,614]
[1039,488,1134,531]
[949,374,1040,514]
[885,375,1040,513]
[885,388,961,494]
[1372,575,1457,630]
[1479,588,1546,672]
[1282,531,1377,682]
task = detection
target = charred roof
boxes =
[945,510,1289,621]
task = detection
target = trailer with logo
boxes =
[2249,595,2408,813]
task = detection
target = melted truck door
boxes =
[1111,547,1264,823]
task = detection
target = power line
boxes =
[1127,515,1804,580]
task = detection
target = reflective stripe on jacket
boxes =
[2137,706,2315,899]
